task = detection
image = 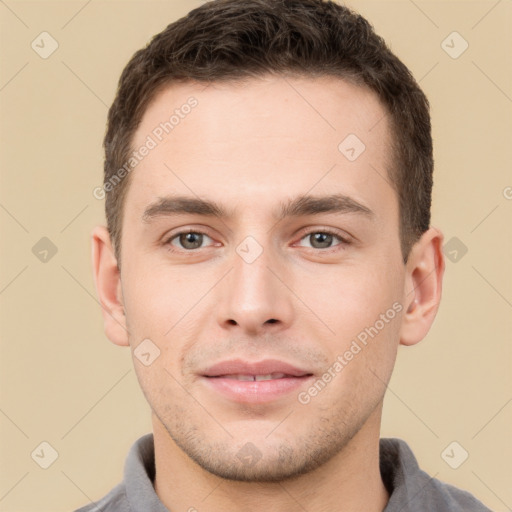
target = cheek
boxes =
[122,264,211,396]
[299,258,404,396]
[123,262,208,339]
[307,304,402,413]
[297,260,403,341]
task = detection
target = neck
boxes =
[152,405,389,512]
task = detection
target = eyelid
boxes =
[163,225,353,252]
[294,226,352,244]
[163,226,217,249]
[292,227,352,253]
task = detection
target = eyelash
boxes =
[163,228,351,254]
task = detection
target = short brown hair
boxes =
[103,0,433,267]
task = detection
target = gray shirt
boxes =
[73,433,492,511]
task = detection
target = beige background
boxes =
[0,1,511,511]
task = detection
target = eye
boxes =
[165,230,214,251]
[163,228,351,254]
[297,229,350,251]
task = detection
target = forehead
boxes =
[125,75,394,223]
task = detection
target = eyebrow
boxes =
[141,193,374,223]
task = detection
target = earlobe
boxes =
[399,227,445,347]
[91,225,130,347]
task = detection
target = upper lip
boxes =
[201,359,313,378]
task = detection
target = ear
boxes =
[91,225,129,347]
[399,226,445,347]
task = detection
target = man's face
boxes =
[120,75,406,481]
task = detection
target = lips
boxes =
[221,373,288,381]
[200,359,314,403]
[201,359,313,379]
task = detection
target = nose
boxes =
[216,239,294,335]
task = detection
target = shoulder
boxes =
[422,475,494,511]
[72,482,129,512]
[71,433,157,512]
[380,438,493,512]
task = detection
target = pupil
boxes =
[313,233,331,248]
[182,233,201,249]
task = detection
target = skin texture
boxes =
[92,75,444,512]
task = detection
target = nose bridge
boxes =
[234,236,274,299]
[217,233,294,332]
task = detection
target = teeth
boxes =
[224,373,287,381]
[255,373,286,381]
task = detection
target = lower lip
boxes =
[201,376,313,403]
